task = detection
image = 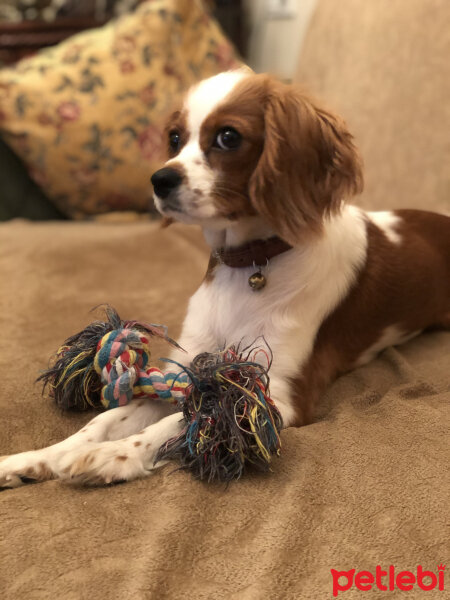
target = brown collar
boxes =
[214,236,292,268]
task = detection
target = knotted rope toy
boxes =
[39,307,283,482]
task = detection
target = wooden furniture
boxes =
[0,19,106,65]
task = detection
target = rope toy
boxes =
[39,307,283,482]
[38,306,187,410]
[157,347,282,482]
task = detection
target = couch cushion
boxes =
[296,0,450,213]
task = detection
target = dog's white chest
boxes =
[195,259,300,351]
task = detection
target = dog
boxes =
[1,70,449,487]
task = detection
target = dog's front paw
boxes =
[0,452,54,488]
[57,441,156,486]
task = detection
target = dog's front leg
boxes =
[55,412,184,486]
[167,284,219,368]
[0,399,176,488]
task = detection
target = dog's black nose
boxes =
[151,167,183,199]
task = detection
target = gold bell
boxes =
[248,271,267,291]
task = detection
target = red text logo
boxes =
[331,564,445,596]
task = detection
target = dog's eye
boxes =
[214,127,241,150]
[169,131,180,152]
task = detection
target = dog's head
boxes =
[151,70,363,245]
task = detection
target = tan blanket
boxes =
[0,220,449,599]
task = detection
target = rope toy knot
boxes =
[94,329,150,407]
[95,328,150,371]
[93,328,189,409]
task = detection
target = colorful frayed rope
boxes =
[94,328,188,408]
[158,346,283,481]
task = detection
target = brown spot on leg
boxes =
[39,462,53,479]
[116,455,128,461]
[25,466,37,478]
[120,416,128,421]
[146,443,152,450]
[70,452,97,476]
[133,441,142,447]
[24,461,54,481]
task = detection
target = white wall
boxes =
[244,0,318,80]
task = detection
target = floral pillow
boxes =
[0,0,240,218]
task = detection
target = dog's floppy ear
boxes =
[249,80,363,245]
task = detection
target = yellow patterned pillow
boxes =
[0,0,240,218]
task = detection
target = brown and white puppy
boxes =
[152,70,450,426]
[1,70,449,487]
